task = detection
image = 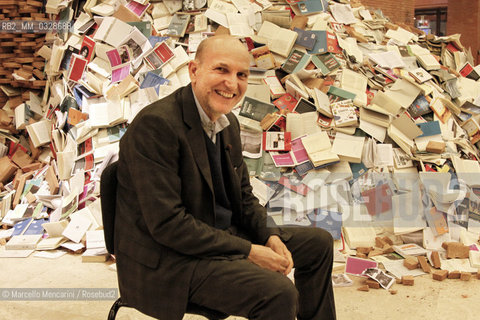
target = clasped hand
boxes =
[247,235,293,276]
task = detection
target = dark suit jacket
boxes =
[115,84,284,320]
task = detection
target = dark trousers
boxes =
[189,228,336,320]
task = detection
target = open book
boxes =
[301,131,339,167]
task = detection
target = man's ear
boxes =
[188,60,198,82]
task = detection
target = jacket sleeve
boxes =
[226,114,288,245]
[120,111,252,259]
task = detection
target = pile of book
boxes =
[0,0,479,274]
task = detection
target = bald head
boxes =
[188,35,250,122]
[195,35,249,64]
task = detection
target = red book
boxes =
[80,36,95,62]
[262,131,292,151]
[361,184,393,216]
[273,93,297,113]
[67,54,88,83]
[278,175,309,196]
[145,41,174,69]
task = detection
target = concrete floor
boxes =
[1,253,479,320]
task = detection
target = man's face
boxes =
[189,41,250,121]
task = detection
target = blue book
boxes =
[417,121,441,138]
[148,36,170,47]
[307,30,327,55]
[140,71,169,89]
[297,0,328,15]
[308,208,342,239]
[24,219,48,235]
[293,28,317,51]
[350,162,368,180]
[11,218,48,236]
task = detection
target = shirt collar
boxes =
[192,89,230,142]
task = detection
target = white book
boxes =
[42,220,69,237]
[360,119,386,143]
[151,1,170,18]
[384,78,422,109]
[227,12,254,37]
[470,250,480,268]
[6,234,42,250]
[340,69,368,107]
[331,132,364,163]
[301,131,339,167]
[286,112,321,140]
[93,17,133,48]
[257,21,298,57]
[86,230,106,249]
[373,143,394,167]
[26,119,52,148]
[342,226,376,248]
[62,213,92,243]
[451,155,480,188]
[359,107,390,128]
[90,2,115,16]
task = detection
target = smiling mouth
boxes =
[215,90,235,99]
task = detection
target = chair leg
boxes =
[108,297,127,320]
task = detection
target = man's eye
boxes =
[238,73,248,79]
[216,67,226,72]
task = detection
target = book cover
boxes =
[145,41,175,69]
[326,31,341,54]
[307,30,327,55]
[307,208,342,239]
[459,62,480,81]
[293,28,317,51]
[281,49,305,74]
[127,21,152,38]
[311,53,340,75]
[360,183,393,216]
[278,173,309,196]
[263,76,285,99]
[297,0,327,15]
[125,0,151,18]
[327,86,356,103]
[67,55,88,83]
[294,97,317,114]
[345,256,378,275]
[424,206,449,236]
[331,99,357,127]
[317,113,334,129]
[140,71,169,89]
[416,120,441,138]
[270,151,295,167]
[80,36,95,62]
[251,46,276,70]
[60,45,79,71]
[165,13,190,38]
[239,96,276,122]
[273,93,298,113]
[263,131,292,151]
[409,67,433,83]
[407,95,431,118]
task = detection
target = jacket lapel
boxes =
[180,85,214,194]
[220,127,242,215]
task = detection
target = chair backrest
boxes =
[100,161,118,255]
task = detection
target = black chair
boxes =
[100,162,228,320]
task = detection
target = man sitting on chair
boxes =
[115,35,336,320]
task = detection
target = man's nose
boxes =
[224,72,237,88]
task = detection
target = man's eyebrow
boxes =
[214,62,249,75]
